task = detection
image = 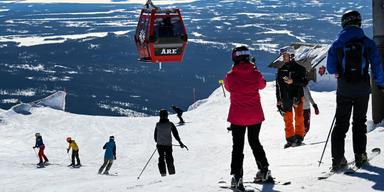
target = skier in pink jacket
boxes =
[224,45,272,190]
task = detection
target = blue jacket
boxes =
[103,139,116,160]
[34,136,44,148]
[327,26,384,96]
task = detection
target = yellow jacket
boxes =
[68,140,79,151]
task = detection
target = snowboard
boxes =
[318,148,381,180]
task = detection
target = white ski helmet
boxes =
[232,45,251,63]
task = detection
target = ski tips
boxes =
[372,148,381,153]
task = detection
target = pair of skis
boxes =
[317,147,381,180]
[218,177,291,192]
[219,148,381,191]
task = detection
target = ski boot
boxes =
[230,175,244,191]
[37,161,44,167]
[254,167,273,183]
[355,153,368,168]
[293,135,304,146]
[284,136,296,148]
[331,157,348,172]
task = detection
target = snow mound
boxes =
[6,91,66,115]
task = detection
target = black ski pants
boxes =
[71,150,81,165]
[331,95,369,160]
[177,114,185,123]
[230,123,269,177]
[98,159,113,174]
[157,145,175,175]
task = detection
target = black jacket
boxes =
[276,60,307,110]
[172,107,183,116]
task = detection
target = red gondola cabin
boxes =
[134,2,188,63]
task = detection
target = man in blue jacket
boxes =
[327,10,384,171]
[98,136,116,175]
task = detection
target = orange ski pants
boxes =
[283,97,305,139]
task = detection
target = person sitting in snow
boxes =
[66,137,81,167]
[303,85,319,137]
[98,136,116,175]
[154,109,186,177]
[171,105,185,124]
[224,45,272,190]
[33,133,49,167]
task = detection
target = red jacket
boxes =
[224,61,266,126]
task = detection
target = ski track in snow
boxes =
[1,82,383,191]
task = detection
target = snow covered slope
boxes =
[16,0,196,4]
[1,83,383,192]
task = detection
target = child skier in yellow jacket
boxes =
[66,137,81,167]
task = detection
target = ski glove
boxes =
[67,148,70,153]
[114,156,117,160]
[313,104,319,115]
[179,141,185,148]
[277,105,285,116]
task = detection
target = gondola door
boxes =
[149,10,187,63]
[135,10,151,62]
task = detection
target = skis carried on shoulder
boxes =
[318,148,381,180]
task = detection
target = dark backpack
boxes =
[337,37,370,83]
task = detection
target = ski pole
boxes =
[67,149,71,162]
[172,144,189,151]
[137,148,157,180]
[33,148,39,161]
[218,80,226,97]
[318,113,336,167]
